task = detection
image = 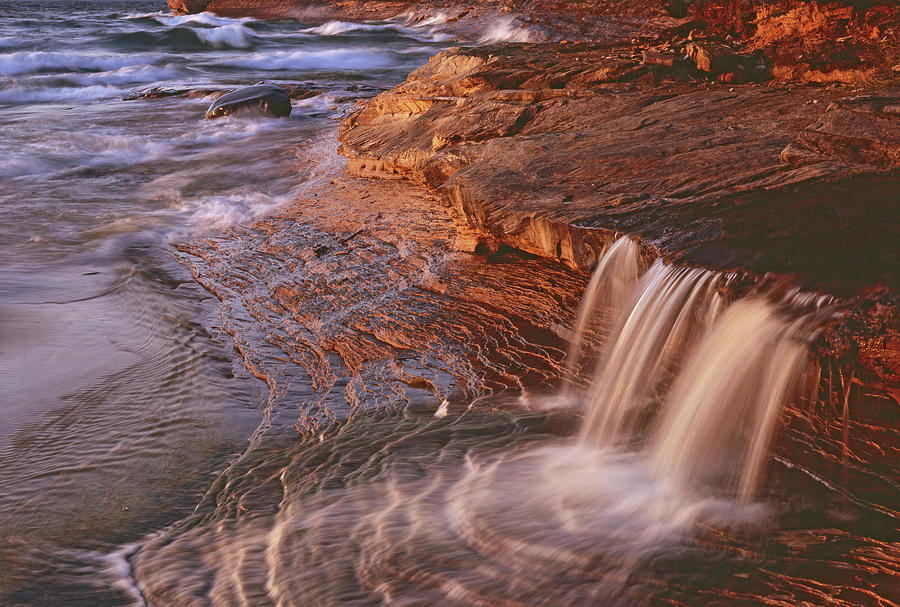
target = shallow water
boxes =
[2,2,898,606]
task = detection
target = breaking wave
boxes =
[151,12,257,28]
[231,48,397,71]
[303,21,389,36]
[108,24,257,50]
[479,15,533,44]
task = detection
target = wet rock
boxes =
[782,94,900,168]
[123,86,223,101]
[205,84,292,119]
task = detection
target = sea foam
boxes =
[479,16,533,43]
[232,48,396,71]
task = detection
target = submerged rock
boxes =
[205,84,292,119]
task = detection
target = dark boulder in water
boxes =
[205,84,292,119]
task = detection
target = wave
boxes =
[153,12,256,28]
[167,189,294,235]
[303,18,452,43]
[0,65,181,107]
[0,51,153,77]
[407,12,451,27]
[302,21,390,36]
[479,16,533,44]
[193,23,256,48]
[2,130,171,179]
[107,23,256,51]
[3,112,292,180]
[0,155,56,178]
[122,10,168,20]
[66,64,183,87]
[231,48,397,71]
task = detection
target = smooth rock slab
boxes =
[205,84,292,119]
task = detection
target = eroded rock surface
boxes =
[339,45,899,293]
[783,94,900,168]
[176,174,586,425]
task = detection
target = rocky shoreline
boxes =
[176,0,899,407]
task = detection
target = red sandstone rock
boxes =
[167,0,211,13]
[686,40,738,73]
[782,95,900,168]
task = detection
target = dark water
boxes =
[2,2,898,606]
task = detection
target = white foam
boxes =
[161,189,293,238]
[123,10,167,19]
[66,63,182,86]
[0,156,56,178]
[0,129,171,179]
[445,443,768,582]
[303,21,386,36]
[412,12,450,27]
[479,16,532,44]
[58,543,147,607]
[232,48,395,71]
[154,12,255,28]
[290,92,340,114]
[302,17,451,42]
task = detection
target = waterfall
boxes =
[571,238,826,500]
[564,237,641,386]
[648,299,810,500]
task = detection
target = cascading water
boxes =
[564,236,641,386]
[573,236,827,501]
[579,260,724,447]
[648,298,813,500]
